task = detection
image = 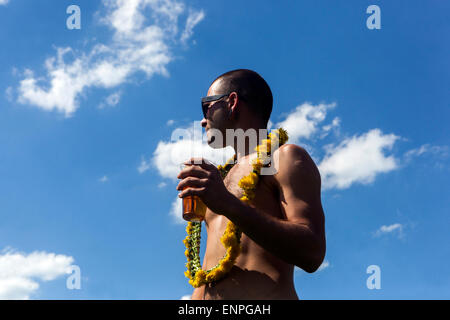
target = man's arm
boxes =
[222,144,326,273]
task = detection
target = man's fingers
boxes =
[177,165,209,179]
[184,158,216,171]
[176,177,207,191]
[178,187,206,198]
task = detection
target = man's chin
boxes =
[207,135,225,149]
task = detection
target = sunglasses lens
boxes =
[201,94,227,119]
[202,102,208,118]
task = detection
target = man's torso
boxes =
[191,157,299,300]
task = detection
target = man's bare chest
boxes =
[204,163,282,226]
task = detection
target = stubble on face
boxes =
[204,80,230,149]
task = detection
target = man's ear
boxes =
[228,92,239,118]
[229,92,239,107]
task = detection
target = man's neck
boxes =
[230,123,267,163]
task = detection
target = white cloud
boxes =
[275,102,337,143]
[166,119,175,126]
[99,175,109,183]
[138,158,151,174]
[170,196,184,224]
[99,91,121,109]
[5,86,13,102]
[318,129,400,190]
[17,0,204,117]
[374,223,404,238]
[323,117,340,132]
[0,248,74,299]
[151,123,234,181]
[158,181,167,188]
[320,117,341,139]
[180,294,191,300]
[0,0,9,6]
[403,144,449,161]
[180,9,205,43]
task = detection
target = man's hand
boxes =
[176,158,236,215]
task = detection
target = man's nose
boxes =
[200,118,207,127]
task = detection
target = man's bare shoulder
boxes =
[272,143,319,173]
[273,144,321,196]
[275,143,308,159]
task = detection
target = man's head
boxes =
[201,69,273,147]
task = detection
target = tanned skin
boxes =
[176,79,326,299]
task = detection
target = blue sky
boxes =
[0,0,448,299]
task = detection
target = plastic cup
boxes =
[179,163,207,222]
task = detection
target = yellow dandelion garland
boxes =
[183,128,289,288]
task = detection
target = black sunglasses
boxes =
[201,93,230,119]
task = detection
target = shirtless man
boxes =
[177,69,326,299]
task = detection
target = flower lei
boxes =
[183,128,289,288]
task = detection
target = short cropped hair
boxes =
[212,69,273,125]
